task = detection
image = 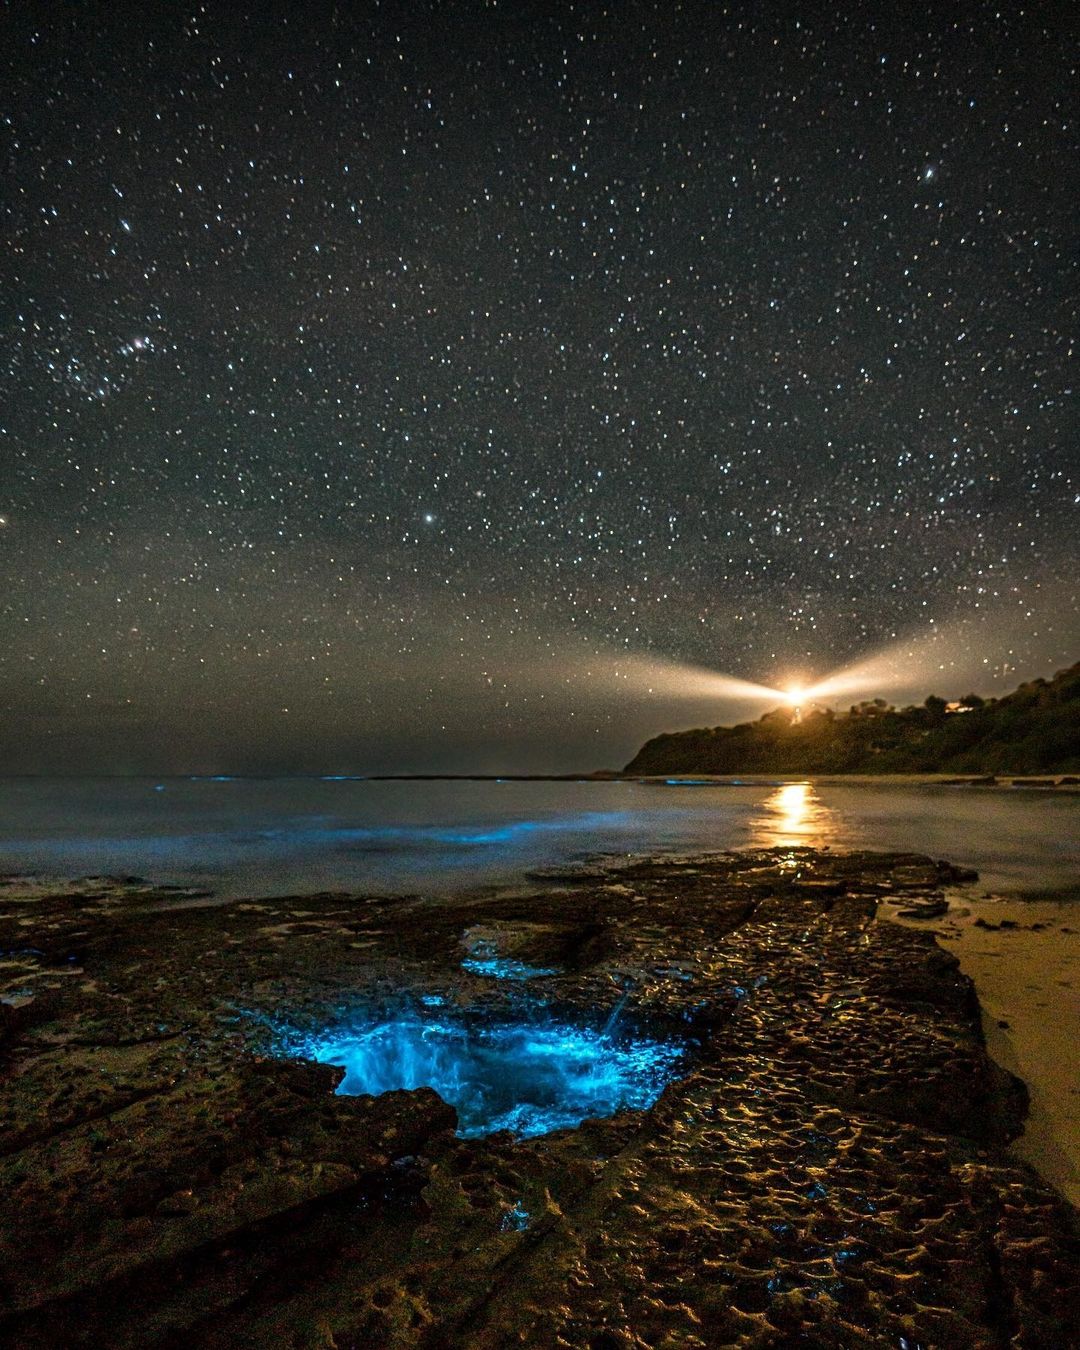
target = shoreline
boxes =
[1,847,1077,1346]
[1,771,1078,789]
[887,893,1080,1208]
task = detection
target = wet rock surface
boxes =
[1,849,1077,1348]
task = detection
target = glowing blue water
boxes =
[2,777,1076,899]
[460,937,558,981]
[460,956,559,980]
[295,1016,685,1138]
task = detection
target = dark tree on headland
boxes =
[625,663,1080,775]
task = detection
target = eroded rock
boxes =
[0,850,1076,1348]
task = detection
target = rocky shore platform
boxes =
[2,849,1078,1348]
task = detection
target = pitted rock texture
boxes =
[1,849,1077,1348]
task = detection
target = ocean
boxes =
[0,776,1076,900]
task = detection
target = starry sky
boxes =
[2,2,1077,774]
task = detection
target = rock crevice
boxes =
[1,849,1077,1347]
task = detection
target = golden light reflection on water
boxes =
[751,781,838,849]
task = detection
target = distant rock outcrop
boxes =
[625,662,1080,775]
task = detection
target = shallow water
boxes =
[0,776,1076,899]
[290,1014,686,1138]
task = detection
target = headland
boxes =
[625,662,1080,777]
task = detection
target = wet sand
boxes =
[893,897,1080,1207]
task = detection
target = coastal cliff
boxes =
[625,662,1080,776]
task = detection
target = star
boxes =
[0,4,1072,773]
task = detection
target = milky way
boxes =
[2,3,1076,772]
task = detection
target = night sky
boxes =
[3,2,1076,774]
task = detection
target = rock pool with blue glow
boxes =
[1,848,1077,1348]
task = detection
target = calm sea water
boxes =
[0,777,1076,900]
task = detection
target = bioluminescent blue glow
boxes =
[460,937,558,981]
[461,956,559,980]
[6,778,1077,903]
[500,1199,531,1232]
[292,1015,686,1138]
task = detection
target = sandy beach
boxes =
[888,895,1080,1207]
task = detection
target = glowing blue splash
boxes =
[293,1015,685,1138]
[601,988,631,1037]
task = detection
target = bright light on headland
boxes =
[578,607,1048,734]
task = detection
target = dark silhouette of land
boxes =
[626,662,1080,776]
